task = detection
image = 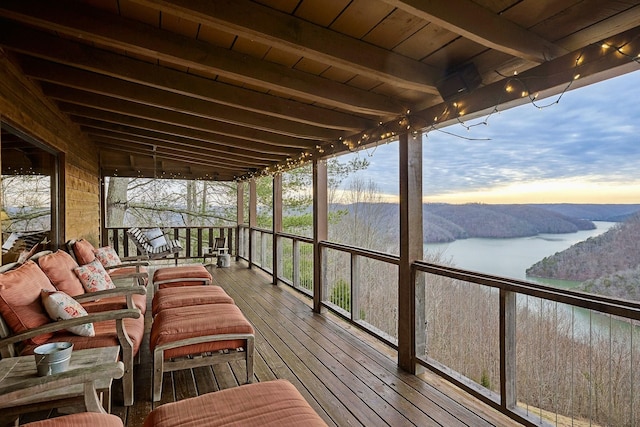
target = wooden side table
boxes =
[0,346,120,422]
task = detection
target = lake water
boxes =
[425,221,616,287]
[425,221,626,337]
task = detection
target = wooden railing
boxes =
[104,226,236,262]
[414,262,640,427]
[242,225,640,427]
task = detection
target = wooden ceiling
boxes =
[1,0,639,181]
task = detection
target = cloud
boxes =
[343,70,640,202]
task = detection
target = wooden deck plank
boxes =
[228,275,366,426]
[225,268,439,426]
[263,285,498,426]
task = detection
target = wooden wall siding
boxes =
[0,51,101,245]
[66,166,101,244]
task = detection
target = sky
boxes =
[338,69,640,204]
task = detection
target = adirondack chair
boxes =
[126,227,182,260]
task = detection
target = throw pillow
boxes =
[142,227,167,249]
[94,246,122,268]
[74,259,115,293]
[0,261,57,345]
[38,250,85,297]
[41,290,95,337]
[73,239,97,265]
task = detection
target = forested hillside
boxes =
[423,203,594,243]
[526,213,640,283]
[332,202,599,243]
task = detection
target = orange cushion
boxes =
[73,239,97,265]
[153,265,211,289]
[150,304,253,359]
[24,413,123,427]
[20,316,144,357]
[37,250,85,297]
[0,261,56,345]
[151,285,233,316]
[143,380,327,427]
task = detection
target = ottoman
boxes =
[143,380,327,427]
[151,285,234,317]
[152,264,211,290]
[150,303,254,401]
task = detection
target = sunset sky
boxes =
[338,69,640,204]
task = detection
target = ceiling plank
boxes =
[379,0,568,63]
[127,0,443,93]
[554,4,640,51]
[0,4,406,116]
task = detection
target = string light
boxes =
[238,37,639,181]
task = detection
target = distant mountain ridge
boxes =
[330,203,640,244]
[529,204,640,222]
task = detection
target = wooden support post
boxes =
[272,174,282,285]
[236,181,244,260]
[248,179,257,269]
[500,289,517,409]
[313,159,328,313]
[398,131,425,373]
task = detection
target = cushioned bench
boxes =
[152,265,211,290]
[24,413,123,427]
[151,285,234,317]
[150,303,254,402]
[143,379,328,427]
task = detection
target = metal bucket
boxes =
[217,253,231,268]
[34,342,74,376]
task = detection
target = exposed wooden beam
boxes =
[13,48,372,133]
[0,6,406,116]
[78,121,271,166]
[128,0,442,94]
[67,110,289,159]
[380,0,568,63]
[18,57,338,142]
[94,136,253,170]
[42,85,318,151]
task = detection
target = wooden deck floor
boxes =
[20,261,521,426]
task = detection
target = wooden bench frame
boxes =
[153,333,254,402]
[0,286,145,407]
